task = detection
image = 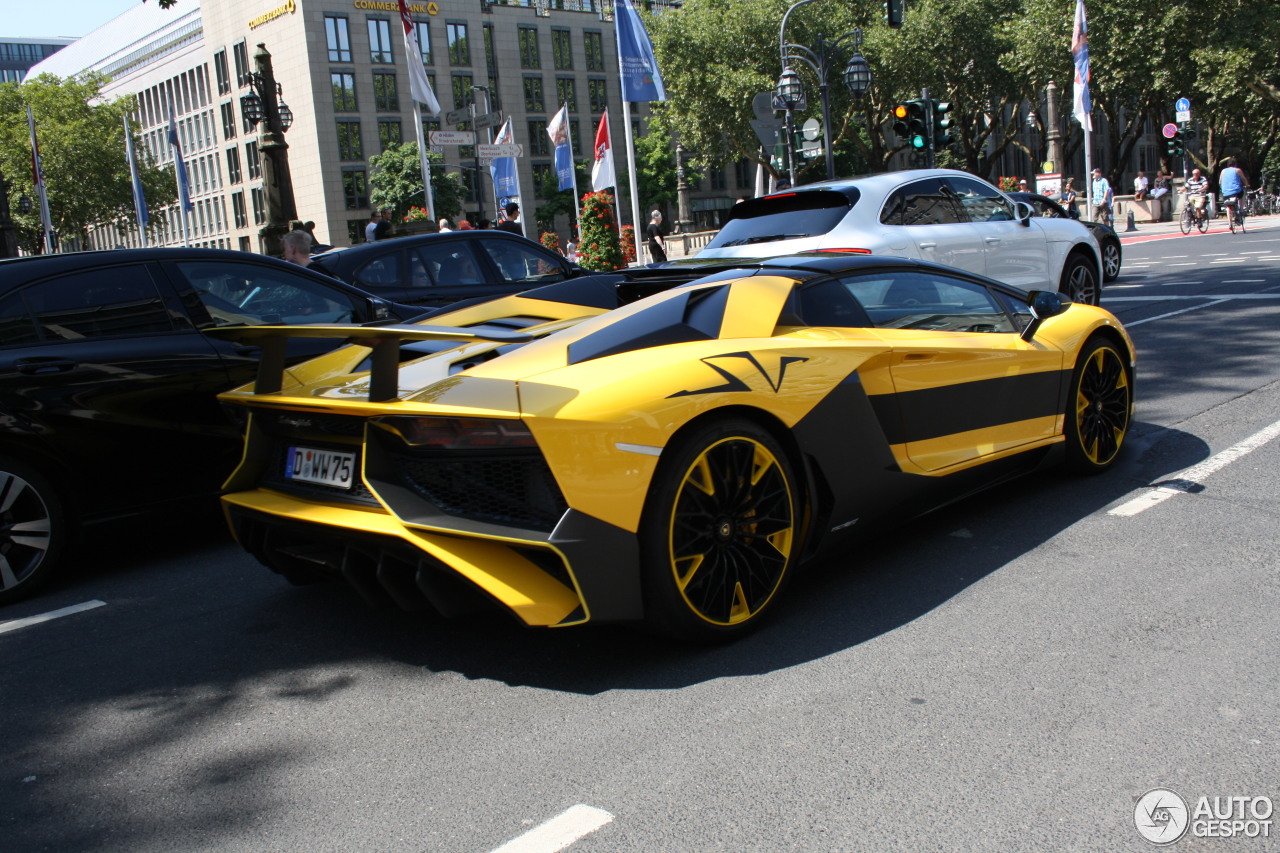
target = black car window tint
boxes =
[415,242,486,286]
[21,266,174,340]
[796,278,873,328]
[407,253,433,288]
[174,262,356,326]
[897,178,964,226]
[880,189,906,225]
[703,189,857,249]
[353,253,402,289]
[841,271,1015,333]
[483,241,567,284]
[994,290,1034,332]
[948,177,1014,223]
[0,293,41,346]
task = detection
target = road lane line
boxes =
[1223,279,1265,283]
[1123,299,1231,326]
[490,805,614,853]
[1110,418,1280,517]
[0,600,107,635]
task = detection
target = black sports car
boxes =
[0,247,421,604]
[313,230,595,308]
[1008,192,1123,282]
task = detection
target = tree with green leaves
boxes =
[0,74,177,251]
[368,142,466,221]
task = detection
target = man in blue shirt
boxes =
[1090,168,1113,224]
[1219,157,1248,201]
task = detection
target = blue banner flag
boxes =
[489,118,519,197]
[124,116,149,231]
[167,103,193,212]
[546,105,575,192]
[614,0,666,103]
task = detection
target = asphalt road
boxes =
[3,224,1278,852]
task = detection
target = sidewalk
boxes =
[1115,211,1278,242]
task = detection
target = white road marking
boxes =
[1167,262,1198,266]
[1209,259,1247,263]
[0,600,107,635]
[490,806,614,853]
[1110,418,1280,517]
[1123,299,1231,326]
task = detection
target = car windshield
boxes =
[703,189,858,249]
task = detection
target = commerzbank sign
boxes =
[248,0,296,29]
[353,1,439,13]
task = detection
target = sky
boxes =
[4,0,143,40]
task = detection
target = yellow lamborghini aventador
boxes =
[210,253,1134,641]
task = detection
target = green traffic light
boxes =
[911,134,926,149]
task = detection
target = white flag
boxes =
[590,110,616,191]
[398,0,440,113]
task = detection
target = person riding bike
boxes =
[1183,168,1210,223]
[1219,157,1250,223]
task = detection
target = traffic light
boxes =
[893,100,929,150]
[1166,129,1184,158]
[932,101,954,147]
[885,0,904,28]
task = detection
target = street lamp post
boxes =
[778,0,873,183]
[241,43,297,257]
[675,142,693,233]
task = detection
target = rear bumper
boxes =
[222,489,643,627]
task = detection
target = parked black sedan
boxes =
[0,247,422,604]
[313,229,592,307]
[1008,192,1123,282]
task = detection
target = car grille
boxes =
[389,452,568,532]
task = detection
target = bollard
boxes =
[1125,209,1138,232]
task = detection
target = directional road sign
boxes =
[478,143,523,159]
[445,107,471,125]
[429,130,475,146]
[473,112,502,129]
[749,118,784,149]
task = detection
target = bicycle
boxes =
[1224,194,1246,233]
[1179,194,1210,234]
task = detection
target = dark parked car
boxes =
[1008,191,1123,282]
[0,247,422,604]
[313,229,592,307]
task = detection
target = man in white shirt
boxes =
[364,211,380,243]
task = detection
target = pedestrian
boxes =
[496,202,522,235]
[645,210,667,264]
[1090,168,1113,224]
[374,207,394,240]
[1061,177,1080,218]
[1019,178,1029,192]
[302,220,331,253]
[1151,170,1172,200]
[364,211,380,243]
[281,229,335,277]
[1133,171,1149,201]
[458,219,474,230]
[438,218,453,232]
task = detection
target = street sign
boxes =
[445,107,470,125]
[429,130,475,146]
[478,143,522,159]
[801,117,821,141]
[1175,97,1191,113]
[752,92,775,122]
[749,118,784,149]
[473,112,502,129]
[1162,123,1178,139]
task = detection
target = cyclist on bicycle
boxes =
[1219,157,1249,215]
[1183,168,1210,222]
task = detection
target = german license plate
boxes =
[285,446,355,489]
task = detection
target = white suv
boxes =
[696,169,1103,305]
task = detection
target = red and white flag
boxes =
[398,0,440,113]
[591,110,616,191]
[1071,0,1092,132]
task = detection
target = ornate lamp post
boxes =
[779,0,874,183]
[240,43,297,256]
[675,142,693,233]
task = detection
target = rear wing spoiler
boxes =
[205,323,532,402]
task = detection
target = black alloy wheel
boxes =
[0,459,67,604]
[640,419,798,641]
[1064,339,1132,474]
[1060,255,1101,306]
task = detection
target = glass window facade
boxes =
[325,17,352,62]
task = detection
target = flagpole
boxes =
[124,114,149,247]
[26,106,55,254]
[622,101,643,263]
[413,102,435,220]
[564,102,582,239]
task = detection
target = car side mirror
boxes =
[1014,200,1035,227]
[1020,290,1068,341]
